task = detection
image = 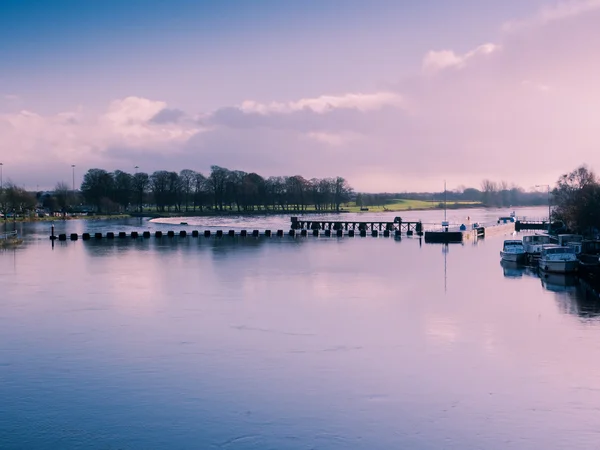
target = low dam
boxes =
[49,218,517,243]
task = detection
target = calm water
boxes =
[2,207,600,449]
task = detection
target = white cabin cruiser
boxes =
[500,240,526,263]
[557,234,583,254]
[539,245,578,273]
[522,234,551,257]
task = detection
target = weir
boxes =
[48,217,519,243]
[290,216,423,235]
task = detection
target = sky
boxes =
[1,0,599,192]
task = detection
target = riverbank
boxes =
[132,201,483,218]
[1,214,131,223]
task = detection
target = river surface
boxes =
[2,207,600,449]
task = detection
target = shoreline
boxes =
[3,202,539,223]
[1,214,131,224]
[132,203,485,219]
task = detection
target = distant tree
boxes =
[462,188,482,202]
[112,170,133,211]
[208,166,229,210]
[237,172,263,211]
[41,193,58,213]
[355,193,364,208]
[167,171,182,211]
[509,184,523,206]
[265,176,285,210]
[150,171,171,212]
[179,169,196,212]
[132,172,150,212]
[319,178,334,209]
[81,169,115,213]
[54,181,70,213]
[286,175,308,210]
[553,165,600,234]
[481,179,498,206]
[333,176,353,211]
[225,170,246,212]
[193,172,207,211]
[0,182,36,219]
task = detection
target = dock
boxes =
[425,222,516,243]
[290,216,423,236]
[49,216,521,244]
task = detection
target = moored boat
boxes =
[539,245,578,273]
[578,240,600,277]
[500,240,526,263]
[522,234,551,258]
[557,234,584,254]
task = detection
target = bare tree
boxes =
[54,181,70,214]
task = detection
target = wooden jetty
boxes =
[290,216,423,235]
[49,217,517,243]
[515,220,550,231]
[425,222,515,244]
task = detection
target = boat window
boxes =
[545,247,572,254]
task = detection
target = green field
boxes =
[343,199,481,213]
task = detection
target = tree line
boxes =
[552,165,600,236]
[78,166,354,214]
[356,182,550,208]
[0,182,37,218]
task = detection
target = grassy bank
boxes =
[131,209,348,218]
[2,214,131,223]
[132,199,482,218]
[343,199,481,213]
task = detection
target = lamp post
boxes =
[71,165,76,193]
[0,162,3,189]
[535,184,551,232]
[135,165,139,174]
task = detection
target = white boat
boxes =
[500,240,526,262]
[557,234,583,254]
[522,234,551,256]
[539,245,578,273]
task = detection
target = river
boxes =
[2,206,600,449]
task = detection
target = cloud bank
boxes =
[2,0,600,191]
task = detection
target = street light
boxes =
[535,184,551,232]
[0,162,3,189]
[135,165,139,174]
[71,165,76,193]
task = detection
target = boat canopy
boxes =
[523,235,550,243]
[543,246,575,255]
[558,234,583,244]
[503,240,524,247]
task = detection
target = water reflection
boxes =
[500,260,525,278]
[79,234,305,260]
[9,214,600,449]
[554,281,600,318]
[499,260,600,318]
[539,272,578,293]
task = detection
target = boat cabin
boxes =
[498,216,516,224]
[557,234,583,254]
[523,235,550,244]
[503,240,524,249]
[522,234,551,254]
[541,245,576,256]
